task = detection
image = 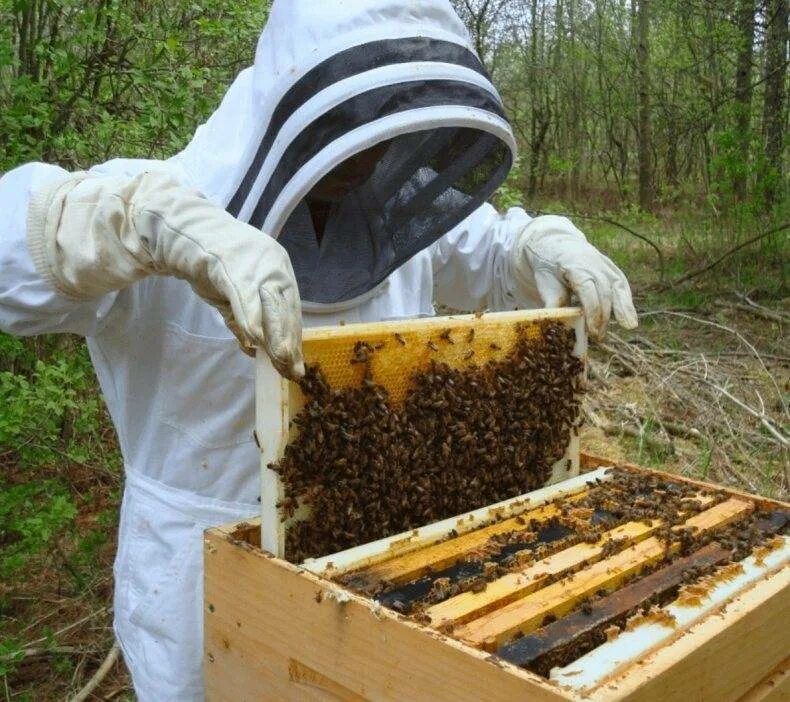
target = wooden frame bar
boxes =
[551,538,790,698]
[426,519,660,628]
[352,496,584,588]
[496,542,733,669]
[425,493,718,628]
[454,498,754,649]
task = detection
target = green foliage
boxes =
[0,336,119,583]
[453,0,787,215]
[0,636,25,677]
[0,1,268,171]
[0,332,34,370]
[494,156,525,209]
[0,349,97,466]
[0,481,77,578]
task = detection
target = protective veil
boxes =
[0,2,539,699]
[176,1,516,309]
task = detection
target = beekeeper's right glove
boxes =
[511,215,638,339]
[27,170,304,378]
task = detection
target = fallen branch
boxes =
[102,685,132,701]
[26,606,108,648]
[639,310,786,414]
[709,383,790,448]
[734,292,789,323]
[636,347,790,363]
[659,420,703,441]
[659,222,789,290]
[589,324,787,496]
[714,300,787,324]
[70,643,120,702]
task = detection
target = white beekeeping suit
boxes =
[0,1,636,699]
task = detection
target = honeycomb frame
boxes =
[255,307,586,559]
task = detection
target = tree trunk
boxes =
[733,0,756,200]
[567,0,582,198]
[636,0,654,210]
[761,0,788,210]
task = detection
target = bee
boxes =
[489,342,501,351]
[427,341,438,352]
[482,561,498,579]
[463,349,475,360]
[350,340,375,364]
[439,328,455,344]
[390,600,408,614]
[430,577,452,599]
[394,332,407,346]
[469,577,487,593]
[466,328,475,343]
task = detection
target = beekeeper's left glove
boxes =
[511,215,638,339]
[27,170,304,378]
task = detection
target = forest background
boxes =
[0,0,787,698]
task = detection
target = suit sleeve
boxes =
[0,163,120,337]
[429,203,542,312]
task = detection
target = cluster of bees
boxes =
[570,470,785,562]
[271,321,584,562]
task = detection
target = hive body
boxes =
[204,457,790,701]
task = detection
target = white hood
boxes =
[172,0,516,305]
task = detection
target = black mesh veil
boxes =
[278,124,511,305]
[224,36,516,306]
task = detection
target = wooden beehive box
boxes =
[205,311,789,700]
[204,455,789,701]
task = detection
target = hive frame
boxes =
[308,457,789,696]
[255,308,586,559]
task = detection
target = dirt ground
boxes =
[2,293,786,700]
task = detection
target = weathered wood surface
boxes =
[354,496,585,588]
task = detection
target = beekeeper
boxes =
[0,1,637,699]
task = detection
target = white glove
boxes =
[511,215,638,339]
[27,170,304,378]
